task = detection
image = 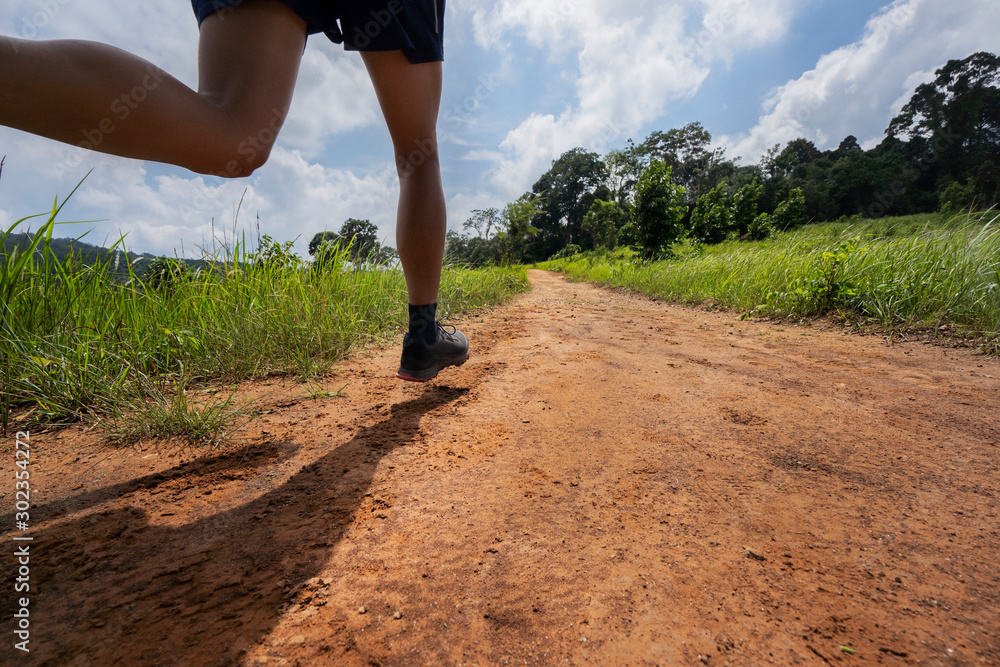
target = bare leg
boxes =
[0,0,306,176]
[361,50,445,305]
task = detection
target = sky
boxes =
[1,0,998,257]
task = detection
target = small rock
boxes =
[393,611,403,620]
[358,606,367,615]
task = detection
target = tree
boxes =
[603,142,646,207]
[444,230,499,267]
[834,135,862,157]
[496,194,544,264]
[582,200,626,250]
[887,52,1000,182]
[308,231,337,256]
[689,184,733,245]
[142,256,189,290]
[337,218,380,262]
[309,219,392,266]
[731,179,763,238]
[771,188,807,231]
[252,234,299,271]
[631,160,687,258]
[774,138,822,179]
[637,122,730,203]
[463,208,502,239]
[746,212,776,241]
[529,148,607,260]
[938,178,977,214]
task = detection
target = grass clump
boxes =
[1,191,529,438]
[539,212,1000,349]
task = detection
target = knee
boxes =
[200,148,271,179]
[191,129,276,178]
[195,106,285,177]
[395,136,439,179]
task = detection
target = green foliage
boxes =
[772,188,807,231]
[496,194,544,264]
[765,241,864,315]
[106,381,241,446]
[529,148,607,260]
[542,212,1000,348]
[689,184,734,245]
[337,218,380,260]
[463,208,502,239]
[310,239,351,276]
[887,52,1000,147]
[308,231,337,256]
[2,193,529,435]
[732,179,763,237]
[582,199,626,250]
[603,144,645,207]
[636,122,731,203]
[141,256,190,291]
[747,212,776,241]
[444,231,499,267]
[251,234,299,271]
[308,219,393,267]
[939,178,978,214]
[632,160,687,258]
[550,244,583,260]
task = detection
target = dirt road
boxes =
[4,270,999,666]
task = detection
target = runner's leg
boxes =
[360,50,445,305]
[0,0,306,176]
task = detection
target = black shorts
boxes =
[190,0,445,63]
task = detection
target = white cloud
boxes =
[271,45,381,155]
[719,0,1000,163]
[97,147,400,258]
[459,0,799,197]
[0,0,390,256]
[695,0,799,63]
[446,189,509,231]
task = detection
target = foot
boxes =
[396,323,469,382]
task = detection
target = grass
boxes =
[1,192,529,439]
[539,211,1000,350]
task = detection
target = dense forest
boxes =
[446,52,1000,265]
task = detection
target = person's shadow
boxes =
[5,385,466,665]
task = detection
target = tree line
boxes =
[446,51,1000,265]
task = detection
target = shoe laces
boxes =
[436,320,459,341]
[435,307,458,340]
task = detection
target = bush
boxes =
[632,160,687,258]
[772,187,807,231]
[939,178,976,214]
[142,256,190,291]
[582,200,626,250]
[689,184,733,245]
[732,179,763,237]
[747,212,776,241]
[550,244,582,260]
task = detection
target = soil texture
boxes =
[3,270,999,666]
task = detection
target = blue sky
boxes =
[1,0,998,257]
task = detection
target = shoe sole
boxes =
[396,355,468,382]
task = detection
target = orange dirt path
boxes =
[3,269,999,666]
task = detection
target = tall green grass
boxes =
[540,212,1000,349]
[1,195,528,436]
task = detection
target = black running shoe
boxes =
[396,323,469,382]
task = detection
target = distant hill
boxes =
[1,233,203,279]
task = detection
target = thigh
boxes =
[360,50,442,163]
[196,0,307,134]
